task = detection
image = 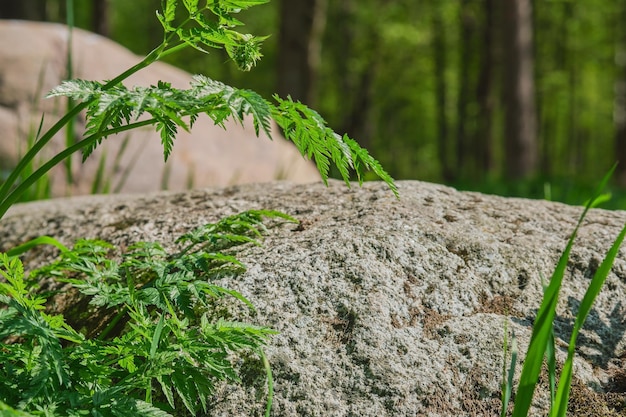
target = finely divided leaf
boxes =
[46,79,102,101]
[157,0,177,32]
[47,75,397,196]
[182,0,199,15]
[217,0,270,11]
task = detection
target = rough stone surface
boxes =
[0,20,320,196]
[2,180,626,416]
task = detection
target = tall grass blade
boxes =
[91,150,108,194]
[546,326,556,405]
[161,162,172,191]
[112,135,137,193]
[5,236,70,257]
[540,273,557,406]
[64,0,76,187]
[150,314,166,358]
[261,349,274,417]
[511,164,616,417]
[550,221,626,417]
[501,324,518,417]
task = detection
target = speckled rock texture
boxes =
[2,180,626,416]
[0,20,320,196]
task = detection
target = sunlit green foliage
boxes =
[1,210,293,416]
[0,0,396,219]
[106,0,624,201]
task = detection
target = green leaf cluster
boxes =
[47,76,398,197]
[0,0,396,220]
[500,165,626,416]
[157,0,269,71]
[0,210,294,416]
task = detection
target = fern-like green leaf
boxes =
[156,0,178,32]
[271,95,350,184]
[155,116,177,161]
[46,79,102,101]
[48,75,397,195]
[112,398,174,417]
[0,401,36,417]
[345,136,399,197]
[182,0,199,15]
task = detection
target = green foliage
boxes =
[0,210,293,416]
[156,0,269,71]
[43,73,397,195]
[0,1,395,415]
[156,0,270,70]
[0,0,396,219]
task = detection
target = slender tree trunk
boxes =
[324,0,379,150]
[0,0,46,20]
[277,0,327,107]
[615,0,626,186]
[92,0,110,36]
[339,59,378,151]
[432,4,453,182]
[474,0,496,177]
[502,0,538,180]
[456,0,473,180]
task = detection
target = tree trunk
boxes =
[432,4,453,182]
[339,61,377,151]
[92,0,110,36]
[615,0,626,186]
[474,0,496,177]
[502,0,538,180]
[277,0,327,107]
[455,0,476,180]
[316,0,379,150]
[0,0,46,20]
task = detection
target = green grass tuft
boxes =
[503,164,626,416]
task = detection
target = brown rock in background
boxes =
[0,20,321,197]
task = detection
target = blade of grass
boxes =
[550,220,626,417]
[540,272,557,407]
[511,164,616,417]
[501,323,518,417]
[112,135,138,193]
[64,0,76,187]
[546,325,557,406]
[91,150,108,194]
[260,349,274,417]
[6,236,70,257]
[150,314,166,358]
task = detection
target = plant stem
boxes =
[261,349,274,417]
[65,0,75,186]
[0,102,89,206]
[0,119,155,218]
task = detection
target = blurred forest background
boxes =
[2,0,626,207]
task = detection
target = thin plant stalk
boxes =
[64,0,76,187]
[0,119,155,217]
[500,321,518,417]
[261,349,274,417]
